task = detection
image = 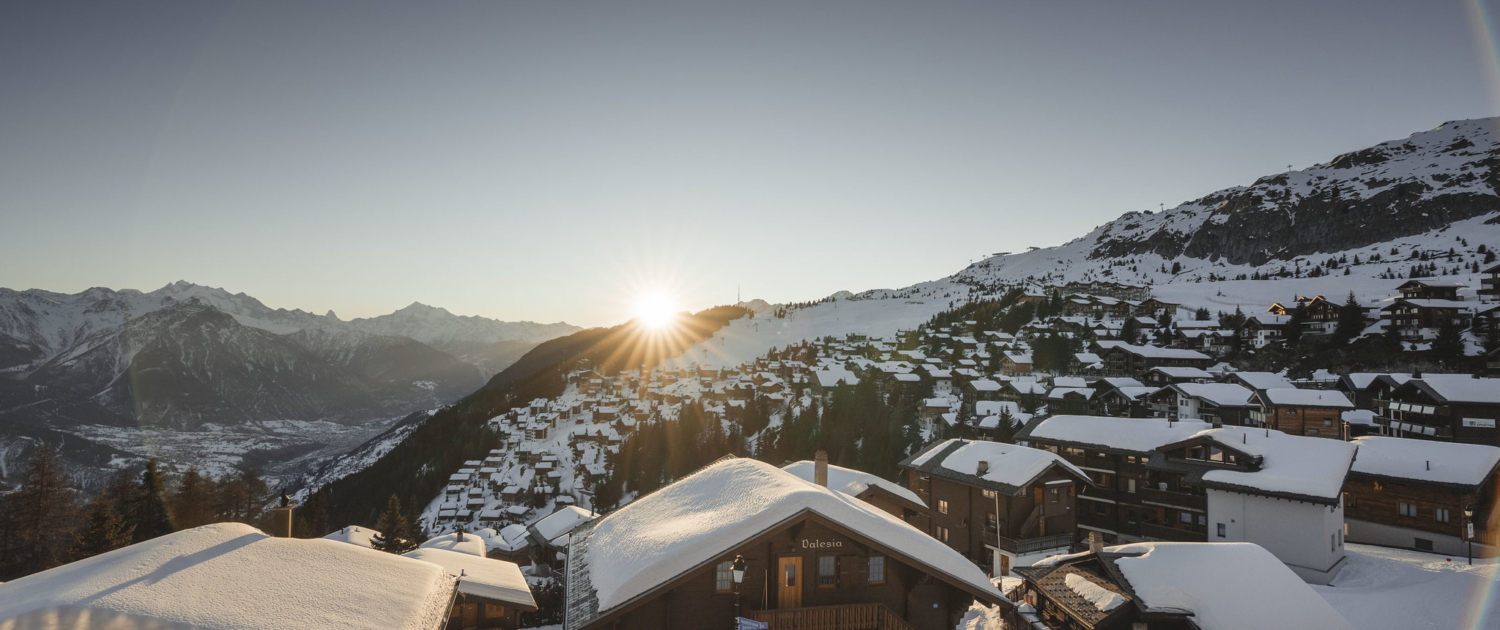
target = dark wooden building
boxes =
[563,458,1010,630]
[900,439,1092,576]
[1344,436,1500,557]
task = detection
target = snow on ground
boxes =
[1313,543,1500,630]
[672,288,967,369]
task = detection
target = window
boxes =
[982,489,997,499]
[715,561,734,593]
[1126,478,1137,493]
[1436,508,1451,523]
[868,556,886,584]
[1179,512,1193,524]
[818,556,837,587]
[1415,538,1433,552]
[1094,502,1109,515]
[1399,502,1417,518]
[985,513,997,531]
[934,526,950,542]
[1217,523,1226,538]
[937,499,949,514]
[1197,514,1207,527]
[784,562,796,587]
[1345,493,1356,509]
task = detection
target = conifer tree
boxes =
[1431,318,1465,366]
[1332,292,1366,347]
[70,488,135,561]
[1,444,78,578]
[169,467,215,530]
[295,488,331,538]
[127,458,174,543]
[371,494,415,553]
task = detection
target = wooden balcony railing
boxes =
[751,603,913,630]
[1137,487,1207,511]
[1140,522,1207,542]
[984,531,1075,554]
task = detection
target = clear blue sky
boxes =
[3,0,1497,327]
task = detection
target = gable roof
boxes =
[403,548,537,611]
[1018,415,1213,454]
[782,460,927,509]
[1253,388,1354,409]
[1154,427,1356,504]
[564,459,1007,628]
[1167,383,1254,408]
[900,439,1092,495]
[1349,436,1500,490]
[0,523,455,630]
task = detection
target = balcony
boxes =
[1137,487,1206,511]
[1079,486,1119,503]
[1140,522,1207,542]
[752,603,913,630]
[985,531,1075,554]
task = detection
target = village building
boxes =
[1481,262,1500,299]
[0,521,537,630]
[562,458,1010,630]
[1343,437,1500,557]
[1381,298,1474,341]
[1016,415,1356,583]
[1009,541,1353,630]
[1147,382,1256,426]
[1397,279,1467,301]
[1249,388,1356,439]
[1094,342,1212,377]
[1238,313,1290,348]
[899,439,1093,576]
[1373,374,1500,445]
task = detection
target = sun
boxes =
[633,292,677,329]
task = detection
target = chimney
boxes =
[456,526,465,543]
[814,450,829,487]
[977,460,990,476]
[270,491,296,538]
[1088,531,1103,554]
[1212,418,1222,429]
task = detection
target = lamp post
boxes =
[1465,505,1475,566]
[732,554,747,626]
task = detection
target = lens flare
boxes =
[634,292,678,329]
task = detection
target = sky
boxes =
[2,1,1498,328]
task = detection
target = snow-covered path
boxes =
[1314,543,1499,630]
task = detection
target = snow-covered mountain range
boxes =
[0,281,579,489]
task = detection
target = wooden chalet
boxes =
[1344,436,1500,557]
[1249,388,1356,440]
[1373,374,1500,445]
[900,439,1093,576]
[562,458,1011,630]
[1482,262,1500,299]
[1397,279,1466,301]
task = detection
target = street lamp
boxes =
[732,555,747,623]
[1465,505,1475,566]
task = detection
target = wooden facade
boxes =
[568,513,1003,630]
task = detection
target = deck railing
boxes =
[751,603,913,630]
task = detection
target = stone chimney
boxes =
[270,491,296,538]
[456,526,465,543]
[814,450,829,487]
[977,460,990,476]
[1088,531,1103,554]
[1211,417,1222,429]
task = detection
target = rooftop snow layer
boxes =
[1258,388,1354,408]
[584,458,1004,611]
[0,523,454,630]
[1112,542,1354,630]
[1350,436,1500,487]
[1027,415,1213,452]
[402,548,536,609]
[533,505,597,541]
[419,530,488,557]
[323,525,381,549]
[1196,427,1356,501]
[918,439,1089,489]
[1064,573,1126,612]
[782,460,926,508]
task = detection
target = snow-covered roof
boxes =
[0,523,454,630]
[1052,376,1088,388]
[970,378,1001,391]
[533,505,596,541]
[323,525,380,549]
[1407,375,1500,404]
[1047,387,1095,400]
[1169,383,1254,407]
[904,439,1089,493]
[575,458,1006,613]
[403,548,537,610]
[1146,366,1212,379]
[420,530,487,557]
[1256,388,1354,408]
[1229,371,1296,391]
[782,460,926,508]
[1112,542,1353,630]
[1350,436,1500,488]
[813,369,859,387]
[1190,426,1356,502]
[1023,415,1213,453]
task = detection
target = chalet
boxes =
[1381,298,1473,341]
[1090,377,1155,418]
[562,458,1011,630]
[1094,342,1211,377]
[1140,366,1212,387]
[1001,351,1034,376]
[0,521,537,630]
[1069,351,1103,374]
[1374,374,1500,445]
[1397,279,1466,301]
[1249,388,1355,440]
[1135,298,1179,318]
[1046,387,1095,415]
[810,368,860,403]
[900,439,1093,576]
[1147,382,1256,426]
[1344,437,1500,557]
[1017,415,1356,583]
[1238,313,1290,348]
[1010,541,1353,630]
[1482,262,1500,299]
[1335,372,1412,410]
[783,455,929,522]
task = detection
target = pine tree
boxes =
[1331,292,1365,347]
[1431,317,1465,366]
[70,488,135,561]
[294,488,331,538]
[371,494,415,553]
[0,444,78,579]
[127,458,174,543]
[169,467,215,530]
